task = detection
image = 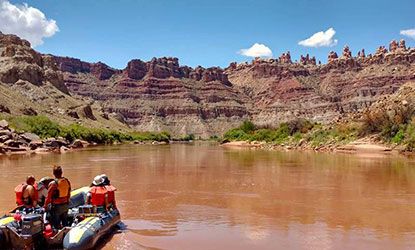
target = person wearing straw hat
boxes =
[87,175,106,212]
[87,174,117,211]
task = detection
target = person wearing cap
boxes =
[14,176,38,208]
[44,165,71,229]
[37,177,54,207]
[87,174,117,212]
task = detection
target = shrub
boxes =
[180,134,195,141]
[210,135,219,141]
[250,129,274,142]
[7,115,171,144]
[286,119,315,135]
[292,132,302,142]
[223,129,248,141]
[308,129,331,146]
[239,120,256,133]
[271,124,290,143]
[9,115,61,138]
[361,104,415,139]
[391,128,405,144]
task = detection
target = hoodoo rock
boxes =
[389,40,398,52]
[300,54,316,65]
[341,46,352,59]
[399,39,406,50]
[375,46,388,56]
[279,52,292,64]
[328,51,338,63]
[357,49,365,58]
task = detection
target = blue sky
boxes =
[2,0,415,69]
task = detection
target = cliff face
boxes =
[226,42,415,127]
[0,33,130,131]
[1,32,415,137]
[57,56,249,137]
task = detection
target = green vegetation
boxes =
[307,123,358,147]
[360,102,415,151]
[223,103,415,151]
[170,133,196,142]
[5,115,171,144]
[223,119,358,147]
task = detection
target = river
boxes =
[1,143,415,249]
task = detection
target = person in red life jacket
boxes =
[87,174,117,212]
[15,176,38,208]
[101,174,117,210]
[43,165,71,229]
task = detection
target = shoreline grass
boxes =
[4,115,172,144]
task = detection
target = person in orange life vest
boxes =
[37,177,54,207]
[100,174,117,209]
[44,166,71,229]
[87,174,117,210]
[15,175,38,208]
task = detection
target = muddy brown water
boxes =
[1,143,415,249]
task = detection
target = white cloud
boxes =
[298,28,338,48]
[0,0,59,47]
[400,28,415,40]
[238,43,273,58]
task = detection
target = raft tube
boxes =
[63,209,120,250]
[0,216,15,247]
[69,186,90,208]
[0,186,90,249]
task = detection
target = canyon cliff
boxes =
[1,32,414,137]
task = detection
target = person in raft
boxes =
[87,174,117,212]
[36,177,54,207]
[15,175,38,209]
[43,165,71,229]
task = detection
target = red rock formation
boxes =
[125,59,147,80]
[342,46,352,59]
[399,39,406,51]
[226,39,415,125]
[375,46,387,56]
[300,54,316,65]
[147,57,182,79]
[327,51,338,63]
[0,33,31,48]
[90,62,117,80]
[53,56,91,74]
[389,40,398,52]
[357,49,365,58]
[279,51,292,64]
[2,32,415,137]
[0,33,63,88]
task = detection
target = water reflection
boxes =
[1,143,415,249]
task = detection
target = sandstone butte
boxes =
[0,31,414,138]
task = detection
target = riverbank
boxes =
[0,116,173,155]
[219,119,406,156]
[221,137,404,156]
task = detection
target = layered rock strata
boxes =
[1,32,415,137]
